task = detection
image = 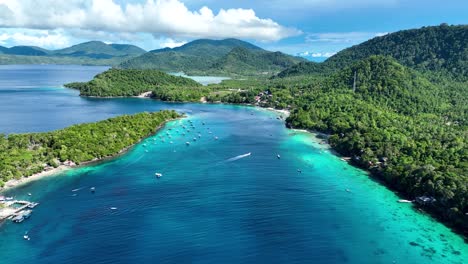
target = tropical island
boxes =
[63,24,467,236]
[0,110,181,190]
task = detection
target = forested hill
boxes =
[118,38,305,76]
[284,55,467,234]
[208,47,305,76]
[277,24,468,80]
[0,111,181,186]
[325,56,444,115]
[0,41,146,65]
[64,69,202,97]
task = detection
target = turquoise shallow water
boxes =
[0,65,466,263]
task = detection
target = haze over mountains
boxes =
[0,38,305,75]
[0,41,147,65]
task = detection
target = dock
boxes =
[0,200,39,222]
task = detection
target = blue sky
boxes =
[0,0,466,61]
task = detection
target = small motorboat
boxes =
[277,154,281,159]
[90,187,96,193]
[110,207,118,210]
[214,136,218,140]
[27,193,32,196]
[186,142,190,145]
[398,199,412,203]
[297,169,302,173]
[155,173,163,178]
[23,234,30,241]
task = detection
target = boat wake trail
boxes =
[226,152,251,162]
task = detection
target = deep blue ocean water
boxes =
[0,65,466,263]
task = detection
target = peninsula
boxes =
[0,110,181,190]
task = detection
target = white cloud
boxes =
[159,38,187,48]
[0,29,70,48]
[306,32,389,43]
[298,51,336,58]
[0,0,300,41]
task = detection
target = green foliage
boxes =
[53,41,145,58]
[119,38,305,76]
[0,111,180,183]
[65,69,202,97]
[278,24,468,81]
[283,56,467,233]
[208,47,305,76]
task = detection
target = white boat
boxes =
[23,235,30,241]
[398,199,413,203]
[155,173,163,178]
[90,187,96,193]
[277,154,281,159]
[186,142,190,145]
[110,207,118,210]
[214,136,218,140]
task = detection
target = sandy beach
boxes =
[0,117,180,193]
[0,166,71,192]
[265,107,290,117]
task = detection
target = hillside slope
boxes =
[278,25,468,80]
[64,68,202,97]
[284,55,467,233]
[119,38,304,75]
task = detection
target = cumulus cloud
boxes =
[0,0,300,41]
[0,29,70,48]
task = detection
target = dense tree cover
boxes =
[0,41,145,66]
[119,38,304,76]
[283,56,467,234]
[277,24,468,81]
[0,111,180,187]
[207,47,305,76]
[65,69,202,97]
[191,56,468,234]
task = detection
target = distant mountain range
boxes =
[277,24,468,80]
[118,38,306,76]
[0,41,146,65]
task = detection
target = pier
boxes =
[0,200,38,222]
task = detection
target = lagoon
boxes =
[0,65,466,264]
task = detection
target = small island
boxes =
[0,110,181,189]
